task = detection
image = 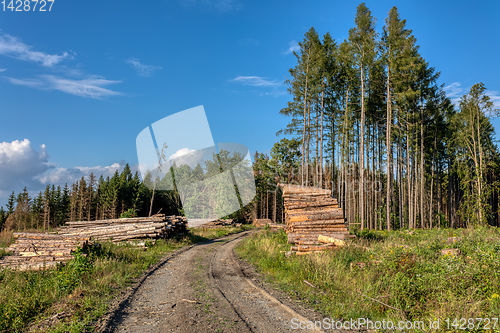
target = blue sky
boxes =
[0,0,499,205]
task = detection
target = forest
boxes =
[0,164,182,232]
[1,4,499,233]
[266,3,500,230]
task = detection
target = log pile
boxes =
[197,219,242,229]
[280,184,349,251]
[0,215,188,270]
[59,214,188,242]
[0,233,90,271]
[253,219,272,227]
[253,219,285,230]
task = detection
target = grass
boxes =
[0,224,252,333]
[237,227,500,332]
[0,229,14,257]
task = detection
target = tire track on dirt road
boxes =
[102,230,325,333]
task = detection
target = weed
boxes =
[0,224,250,332]
[237,227,500,329]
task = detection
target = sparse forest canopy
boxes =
[276,3,500,229]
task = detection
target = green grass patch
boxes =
[237,227,500,331]
[0,224,252,332]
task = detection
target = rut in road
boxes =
[103,231,324,333]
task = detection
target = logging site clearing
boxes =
[0,185,499,332]
[1,1,500,332]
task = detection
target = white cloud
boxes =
[485,91,500,112]
[0,32,71,67]
[232,76,280,87]
[0,139,51,198]
[0,32,122,99]
[126,58,162,77]
[167,148,208,169]
[0,139,132,205]
[283,40,300,55]
[36,163,124,185]
[444,81,500,112]
[231,75,285,97]
[168,148,197,161]
[4,75,122,99]
[444,82,463,106]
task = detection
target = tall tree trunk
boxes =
[306,103,311,186]
[315,106,320,187]
[406,116,411,228]
[386,64,392,230]
[477,104,484,224]
[360,66,365,230]
[301,52,310,186]
[320,89,324,188]
[420,102,425,228]
[430,133,437,228]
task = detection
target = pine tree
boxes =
[0,207,5,230]
[349,2,377,230]
[452,83,497,226]
[6,191,16,215]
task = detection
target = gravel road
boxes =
[102,230,326,333]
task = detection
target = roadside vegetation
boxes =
[0,225,251,333]
[238,228,500,331]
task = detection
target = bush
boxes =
[120,209,137,218]
[56,248,94,293]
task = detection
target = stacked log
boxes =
[253,219,285,230]
[0,233,90,271]
[253,219,272,227]
[280,184,349,250]
[198,219,242,229]
[59,214,187,242]
[0,215,188,270]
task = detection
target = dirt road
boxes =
[102,230,325,332]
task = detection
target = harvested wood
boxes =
[303,280,317,288]
[0,233,90,271]
[287,232,348,244]
[279,184,350,252]
[318,235,346,247]
[296,240,319,245]
[59,214,187,242]
[288,211,344,222]
[0,215,188,270]
[267,223,285,230]
[253,219,272,227]
[196,219,239,229]
[295,251,324,256]
[297,244,336,251]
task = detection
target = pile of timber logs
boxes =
[280,184,349,248]
[253,219,285,230]
[0,215,188,270]
[253,219,272,227]
[0,233,90,271]
[199,219,242,229]
[59,214,188,242]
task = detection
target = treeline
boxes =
[0,164,182,231]
[277,3,500,229]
